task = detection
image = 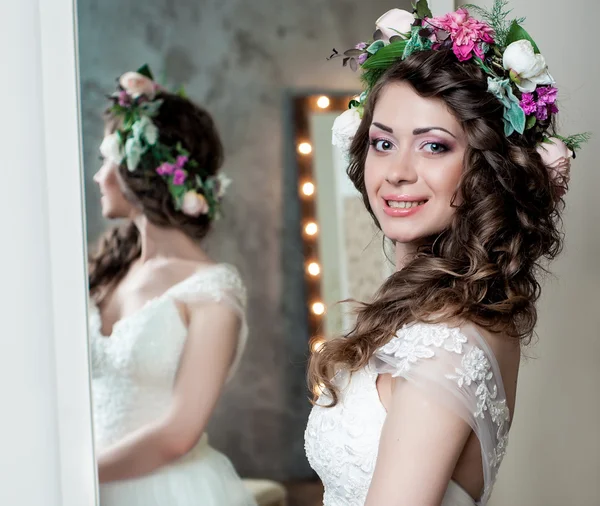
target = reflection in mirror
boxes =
[292,94,393,353]
[83,67,277,506]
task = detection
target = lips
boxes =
[381,195,428,218]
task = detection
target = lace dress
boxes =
[305,323,511,506]
[89,263,257,506]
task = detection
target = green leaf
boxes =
[361,40,407,69]
[473,56,494,76]
[175,86,188,98]
[506,103,526,134]
[525,114,537,130]
[555,132,592,153]
[366,40,385,55]
[137,64,154,80]
[415,0,432,19]
[505,21,540,53]
[403,26,433,59]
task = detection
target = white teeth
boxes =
[387,200,426,209]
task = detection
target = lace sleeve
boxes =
[371,322,510,504]
[168,263,248,381]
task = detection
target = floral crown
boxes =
[331,0,589,194]
[100,65,230,219]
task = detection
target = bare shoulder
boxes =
[139,257,217,296]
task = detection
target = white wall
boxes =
[0,1,62,503]
[0,0,97,505]
[459,1,600,505]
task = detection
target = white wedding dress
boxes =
[305,322,511,506]
[89,263,257,506]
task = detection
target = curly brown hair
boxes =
[88,92,224,303]
[308,49,564,406]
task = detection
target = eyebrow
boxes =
[371,122,457,139]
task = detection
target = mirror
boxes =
[291,94,393,347]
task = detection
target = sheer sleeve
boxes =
[370,322,511,504]
[168,264,248,381]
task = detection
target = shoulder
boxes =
[168,262,247,309]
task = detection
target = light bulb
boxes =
[317,96,330,109]
[312,302,325,315]
[298,142,312,155]
[305,222,318,236]
[302,182,315,196]
[307,262,320,276]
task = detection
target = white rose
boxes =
[132,116,158,145]
[119,71,157,99]
[332,108,362,156]
[376,9,415,42]
[216,173,232,198]
[503,40,554,93]
[181,191,209,217]
[99,133,124,165]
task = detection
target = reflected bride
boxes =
[87,66,256,506]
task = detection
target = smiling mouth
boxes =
[386,200,427,209]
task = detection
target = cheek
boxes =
[99,164,121,192]
[364,154,381,197]
[426,157,463,201]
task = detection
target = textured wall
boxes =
[77,0,406,479]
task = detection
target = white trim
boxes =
[39,0,98,505]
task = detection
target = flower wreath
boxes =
[330,0,589,195]
[99,65,230,219]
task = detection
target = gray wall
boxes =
[77,0,406,479]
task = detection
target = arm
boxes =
[97,301,240,483]
[364,377,472,506]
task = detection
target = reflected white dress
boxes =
[305,322,511,506]
[89,263,257,506]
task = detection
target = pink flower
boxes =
[119,71,156,99]
[175,155,188,168]
[173,168,187,185]
[536,138,573,198]
[181,191,209,217]
[519,93,537,115]
[156,162,175,176]
[428,9,494,62]
[355,42,368,50]
[535,106,548,121]
[536,86,558,105]
[118,91,131,107]
[358,53,368,65]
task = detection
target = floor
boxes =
[284,480,324,506]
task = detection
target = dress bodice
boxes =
[89,263,247,450]
[304,323,511,506]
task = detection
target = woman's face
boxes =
[364,82,467,245]
[94,135,135,220]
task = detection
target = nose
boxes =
[385,148,417,186]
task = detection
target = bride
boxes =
[87,66,257,506]
[305,2,584,505]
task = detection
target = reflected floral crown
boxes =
[100,65,230,219]
[331,0,589,193]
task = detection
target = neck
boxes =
[395,241,419,271]
[133,215,208,263]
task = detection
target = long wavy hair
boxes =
[88,92,224,303]
[308,50,564,406]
